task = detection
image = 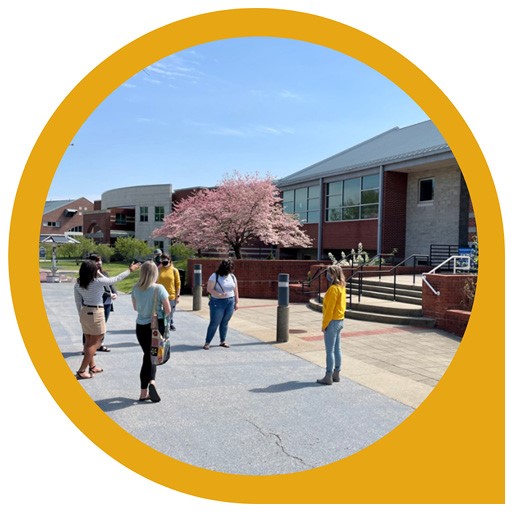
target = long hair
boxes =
[135,261,159,290]
[216,258,234,277]
[77,260,98,289]
[327,265,346,287]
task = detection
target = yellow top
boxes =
[322,284,346,331]
[157,265,181,300]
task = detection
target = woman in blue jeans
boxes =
[317,265,347,385]
[203,259,240,350]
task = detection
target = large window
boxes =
[325,174,379,221]
[140,206,148,222]
[155,206,165,222]
[283,185,320,223]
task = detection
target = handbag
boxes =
[150,288,171,366]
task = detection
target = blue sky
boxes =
[48,37,428,201]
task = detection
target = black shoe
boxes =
[148,383,161,403]
[170,324,176,331]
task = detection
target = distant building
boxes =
[41,197,94,238]
[277,120,475,262]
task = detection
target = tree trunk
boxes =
[233,245,243,259]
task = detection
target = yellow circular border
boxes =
[9,8,504,504]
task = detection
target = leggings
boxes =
[135,321,164,389]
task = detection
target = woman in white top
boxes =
[203,259,239,350]
[132,261,171,402]
[74,259,140,379]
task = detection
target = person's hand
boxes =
[111,293,118,300]
[129,262,141,272]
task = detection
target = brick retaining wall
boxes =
[422,274,476,336]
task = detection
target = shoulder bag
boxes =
[150,287,171,365]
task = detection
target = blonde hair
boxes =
[328,265,346,287]
[135,261,159,290]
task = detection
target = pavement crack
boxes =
[245,419,314,469]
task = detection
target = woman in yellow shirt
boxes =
[317,265,346,385]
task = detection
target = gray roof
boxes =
[43,199,77,214]
[278,120,451,187]
[40,234,80,244]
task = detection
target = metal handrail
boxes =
[346,254,430,308]
[421,255,473,296]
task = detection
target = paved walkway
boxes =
[42,281,461,476]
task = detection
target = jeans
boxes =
[205,297,235,344]
[323,320,344,373]
[169,299,176,325]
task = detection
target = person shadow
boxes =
[95,396,148,412]
[249,381,320,393]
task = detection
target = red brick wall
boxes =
[187,259,328,301]
[322,219,378,252]
[422,274,476,335]
[83,211,111,243]
[381,171,407,257]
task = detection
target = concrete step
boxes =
[308,295,435,328]
[345,309,436,328]
[348,289,423,305]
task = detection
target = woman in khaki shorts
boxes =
[74,259,140,379]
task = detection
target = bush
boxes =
[114,237,152,263]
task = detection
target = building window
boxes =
[115,213,127,225]
[282,185,320,223]
[325,174,379,221]
[140,206,148,222]
[43,221,61,227]
[419,178,434,203]
[69,226,83,232]
[154,241,164,251]
[155,206,165,222]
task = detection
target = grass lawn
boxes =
[39,259,187,294]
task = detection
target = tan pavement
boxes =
[180,294,461,409]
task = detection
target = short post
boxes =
[276,273,289,343]
[193,264,202,311]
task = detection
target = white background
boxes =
[1,1,509,510]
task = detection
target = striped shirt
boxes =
[74,270,130,313]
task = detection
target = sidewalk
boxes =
[42,282,460,476]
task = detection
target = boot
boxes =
[333,370,340,382]
[316,372,333,385]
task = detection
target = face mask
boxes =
[161,260,170,266]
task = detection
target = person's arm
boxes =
[233,275,240,311]
[174,268,181,301]
[206,276,226,298]
[74,285,83,314]
[98,262,140,285]
[132,294,137,311]
[322,287,335,331]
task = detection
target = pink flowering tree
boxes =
[153,171,312,259]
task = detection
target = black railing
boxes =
[346,254,430,309]
[301,253,400,303]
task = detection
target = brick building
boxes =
[277,120,475,261]
[41,197,94,238]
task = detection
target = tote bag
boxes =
[150,288,171,365]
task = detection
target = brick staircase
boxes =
[308,276,436,328]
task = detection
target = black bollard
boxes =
[193,264,202,311]
[276,273,289,343]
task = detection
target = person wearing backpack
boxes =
[156,253,181,331]
[203,258,239,350]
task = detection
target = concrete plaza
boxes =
[42,280,461,476]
